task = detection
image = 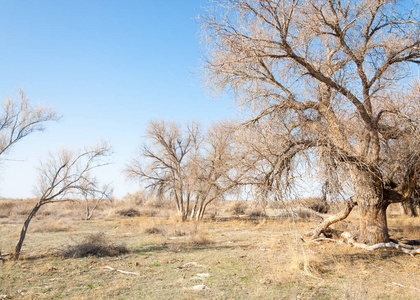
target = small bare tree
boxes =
[13,142,112,259]
[0,90,57,158]
[80,180,113,221]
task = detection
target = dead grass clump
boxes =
[175,223,199,237]
[187,233,214,246]
[296,197,330,213]
[330,220,359,237]
[10,202,33,216]
[277,208,321,221]
[247,207,267,219]
[287,245,327,278]
[144,225,166,235]
[0,201,14,218]
[31,219,72,233]
[140,208,158,217]
[227,201,248,216]
[123,190,148,205]
[61,233,129,258]
[116,208,141,217]
[167,241,187,252]
[144,196,169,209]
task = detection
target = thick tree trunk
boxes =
[351,167,390,245]
[358,204,389,244]
[13,202,42,259]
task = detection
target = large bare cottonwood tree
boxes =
[202,0,420,244]
[13,142,112,259]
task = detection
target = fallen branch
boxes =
[367,243,420,256]
[104,266,139,276]
[312,238,346,245]
[310,229,420,256]
[308,200,357,239]
[392,282,420,291]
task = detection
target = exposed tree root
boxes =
[307,200,357,239]
[311,231,420,256]
[367,243,420,256]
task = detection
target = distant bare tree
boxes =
[189,121,242,220]
[202,0,420,244]
[126,121,199,221]
[0,90,57,158]
[126,120,240,221]
[13,142,112,259]
[80,180,113,221]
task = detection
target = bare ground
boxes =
[1,201,420,299]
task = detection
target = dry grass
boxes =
[60,232,129,258]
[31,219,72,233]
[276,207,322,221]
[1,198,420,299]
[226,200,248,216]
[115,208,141,217]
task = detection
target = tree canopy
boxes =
[202,0,420,244]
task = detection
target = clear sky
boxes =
[0,0,237,199]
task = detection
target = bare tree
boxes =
[126,120,240,221]
[13,142,112,259]
[0,90,58,158]
[126,121,199,221]
[189,121,241,220]
[202,0,420,244]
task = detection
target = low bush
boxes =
[277,208,321,221]
[187,233,214,246]
[227,201,248,216]
[247,208,267,219]
[116,208,141,217]
[0,201,14,218]
[144,226,166,235]
[61,233,129,258]
[31,219,71,233]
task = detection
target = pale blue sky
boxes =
[0,0,237,198]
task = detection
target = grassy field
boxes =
[1,198,420,299]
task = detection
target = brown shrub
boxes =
[227,201,248,216]
[116,208,141,217]
[10,202,34,216]
[277,208,322,221]
[61,233,129,258]
[296,197,330,213]
[123,190,148,205]
[31,219,72,233]
[0,201,14,218]
[144,226,166,235]
[187,233,214,246]
[167,241,187,253]
[247,207,267,219]
[144,196,169,209]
